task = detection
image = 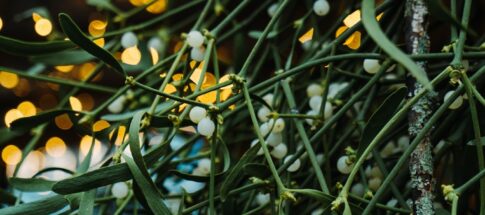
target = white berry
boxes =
[271,143,288,159]
[323,102,333,119]
[267,3,278,17]
[309,95,322,111]
[262,94,274,107]
[111,182,129,198]
[147,37,164,51]
[444,90,463,109]
[305,110,318,125]
[251,139,264,155]
[380,141,396,158]
[107,96,126,113]
[284,155,301,172]
[351,183,365,197]
[370,166,383,179]
[121,32,138,48]
[337,155,354,174]
[186,31,204,47]
[189,106,207,123]
[256,192,270,206]
[259,123,270,136]
[313,0,330,16]
[271,118,285,133]
[328,82,348,99]
[363,59,381,74]
[266,132,282,147]
[307,84,324,97]
[386,198,398,208]
[190,46,205,61]
[368,177,382,191]
[257,106,271,122]
[397,136,410,150]
[197,117,215,137]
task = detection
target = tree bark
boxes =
[404,0,437,214]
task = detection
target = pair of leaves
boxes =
[361,0,431,89]
[9,109,81,132]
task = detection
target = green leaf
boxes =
[357,87,407,157]
[9,109,81,132]
[123,154,172,215]
[361,0,431,89]
[243,163,271,179]
[79,189,96,215]
[0,195,68,215]
[9,177,56,192]
[58,13,124,75]
[0,35,75,56]
[30,49,95,66]
[0,128,22,147]
[52,139,168,194]
[220,144,259,201]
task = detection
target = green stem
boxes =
[462,72,485,213]
[237,0,290,77]
[132,81,210,108]
[280,80,329,193]
[451,0,472,65]
[242,82,286,194]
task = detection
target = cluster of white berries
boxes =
[252,94,289,160]
[444,90,464,109]
[365,165,383,191]
[305,83,333,126]
[313,0,330,16]
[111,182,129,198]
[186,31,206,62]
[190,106,216,137]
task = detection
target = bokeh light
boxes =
[45,137,67,157]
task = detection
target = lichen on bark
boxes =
[404,0,436,214]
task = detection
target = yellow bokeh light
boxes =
[0,17,3,31]
[88,20,107,37]
[2,145,22,165]
[94,38,105,47]
[343,31,361,50]
[336,26,348,38]
[109,125,127,146]
[197,91,217,104]
[32,12,42,22]
[129,0,145,6]
[35,18,53,37]
[93,120,110,132]
[55,114,73,130]
[219,74,233,90]
[69,96,83,111]
[79,62,96,80]
[202,72,216,88]
[4,109,23,127]
[343,10,361,28]
[80,135,102,155]
[164,84,177,94]
[46,137,67,157]
[0,71,19,89]
[121,46,142,65]
[298,28,314,44]
[17,101,37,117]
[149,47,159,65]
[55,65,74,73]
[145,0,167,14]
[77,93,95,111]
